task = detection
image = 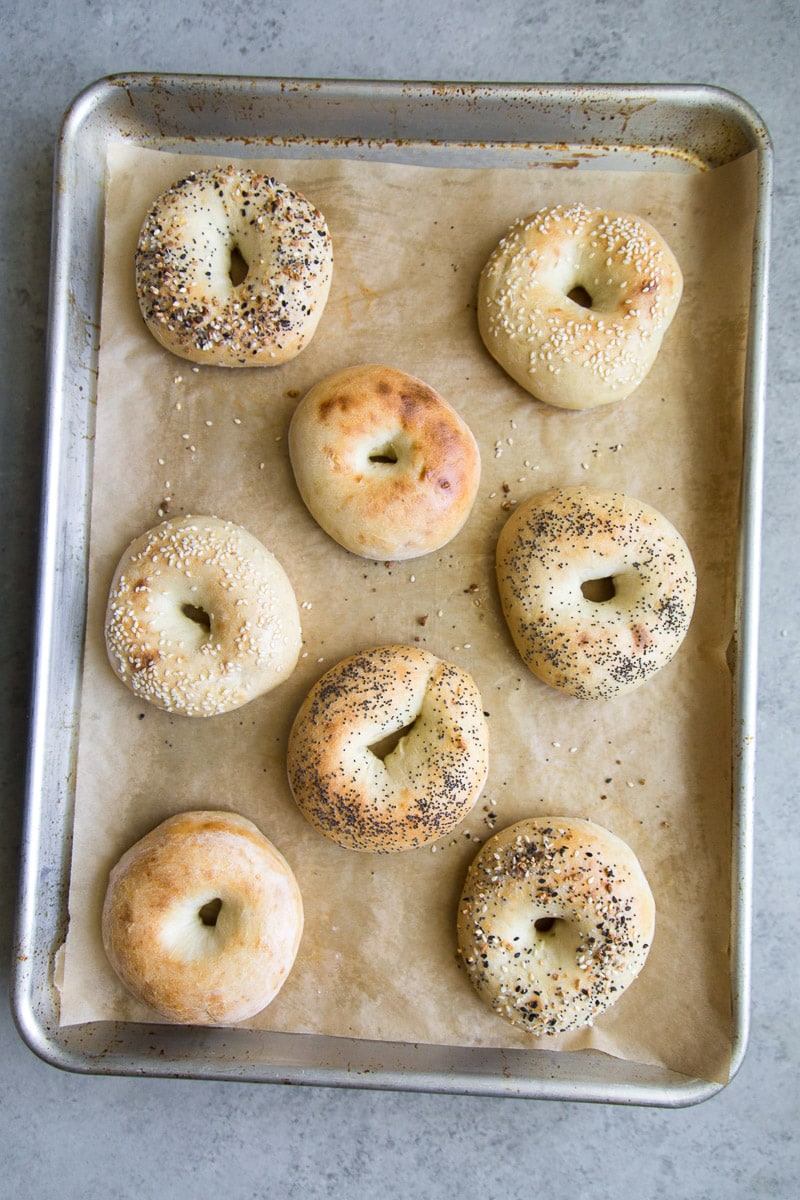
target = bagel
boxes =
[288,364,481,560]
[478,203,683,409]
[135,166,333,366]
[104,515,302,716]
[457,817,655,1035]
[496,486,696,699]
[101,810,304,1025]
[287,644,489,852]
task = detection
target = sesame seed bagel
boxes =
[288,364,481,560]
[102,810,304,1025]
[287,645,489,852]
[104,515,302,717]
[135,166,333,366]
[478,203,683,409]
[496,486,696,699]
[457,817,655,1035]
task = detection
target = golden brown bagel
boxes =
[478,204,682,409]
[104,515,302,716]
[102,811,304,1025]
[457,817,655,1035]
[135,166,333,366]
[496,486,696,699]
[287,644,489,852]
[288,364,481,560]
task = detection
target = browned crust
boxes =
[101,810,304,1025]
[287,644,489,852]
[288,364,481,560]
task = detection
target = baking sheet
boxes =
[55,138,759,1087]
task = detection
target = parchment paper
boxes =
[58,141,758,1086]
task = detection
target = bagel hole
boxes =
[228,243,249,287]
[369,717,418,761]
[581,576,616,603]
[567,284,593,309]
[181,602,212,632]
[368,443,399,465]
[198,898,223,927]
[534,916,562,935]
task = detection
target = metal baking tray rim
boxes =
[13,74,773,1105]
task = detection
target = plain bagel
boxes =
[135,166,333,366]
[104,514,302,717]
[101,810,304,1026]
[287,644,490,852]
[457,816,655,1035]
[496,486,696,699]
[288,364,481,560]
[478,203,683,409]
